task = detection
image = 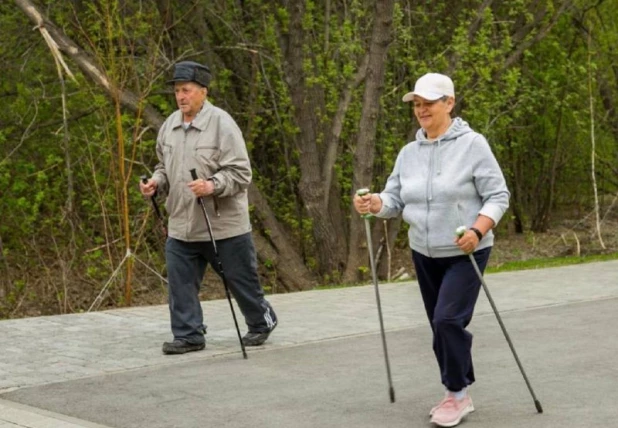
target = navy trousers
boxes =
[412,247,491,392]
[165,232,276,344]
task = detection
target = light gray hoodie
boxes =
[377,117,510,258]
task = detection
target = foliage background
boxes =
[1,0,617,318]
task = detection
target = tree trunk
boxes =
[343,0,395,283]
[248,185,315,291]
[281,0,347,279]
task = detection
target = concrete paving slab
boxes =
[4,299,618,427]
[0,260,617,428]
[0,399,113,428]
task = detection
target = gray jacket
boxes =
[377,117,510,258]
[152,101,252,241]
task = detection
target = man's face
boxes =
[174,82,207,119]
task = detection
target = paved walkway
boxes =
[0,261,617,427]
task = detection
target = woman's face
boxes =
[413,95,454,137]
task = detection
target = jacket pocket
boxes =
[427,202,463,249]
[194,144,220,176]
[161,142,174,170]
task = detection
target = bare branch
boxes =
[15,0,165,130]
[447,0,494,75]
[0,99,38,166]
[504,1,574,69]
[587,27,605,249]
[322,53,369,205]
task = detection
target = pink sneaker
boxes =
[430,394,474,427]
[429,393,450,417]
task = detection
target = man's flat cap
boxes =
[167,61,212,87]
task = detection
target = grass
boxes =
[315,251,618,290]
[487,251,618,273]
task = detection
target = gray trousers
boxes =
[165,232,276,344]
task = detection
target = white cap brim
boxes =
[402,91,445,103]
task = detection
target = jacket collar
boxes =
[170,100,213,130]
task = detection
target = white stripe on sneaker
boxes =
[264,306,276,329]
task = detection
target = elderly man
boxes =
[140,61,277,354]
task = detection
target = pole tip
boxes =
[389,387,396,403]
[534,400,543,413]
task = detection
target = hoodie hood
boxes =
[414,117,473,180]
[415,117,473,143]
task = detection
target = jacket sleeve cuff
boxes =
[209,175,224,196]
[376,194,399,218]
[152,175,169,198]
[479,204,506,226]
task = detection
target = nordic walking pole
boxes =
[456,226,543,413]
[357,188,395,403]
[141,175,167,237]
[191,169,247,359]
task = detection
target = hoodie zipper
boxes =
[425,140,439,257]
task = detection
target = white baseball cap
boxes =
[402,73,455,102]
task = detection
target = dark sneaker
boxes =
[242,323,277,347]
[162,339,205,355]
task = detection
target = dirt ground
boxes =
[378,214,618,282]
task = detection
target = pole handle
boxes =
[189,169,203,205]
[356,188,372,219]
[141,174,159,199]
[141,175,166,236]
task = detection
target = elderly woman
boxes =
[354,73,510,427]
